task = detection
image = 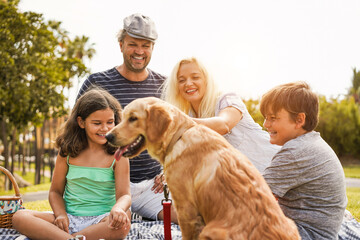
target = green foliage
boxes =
[66,35,96,60]
[0,1,95,186]
[316,96,360,157]
[348,68,360,103]
[1,3,63,127]
[0,0,94,130]
[244,98,265,128]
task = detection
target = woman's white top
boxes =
[215,92,280,174]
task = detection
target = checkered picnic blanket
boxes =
[1,211,360,240]
[0,220,182,240]
[125,220,182,240]
[0,228,29,240]
[338,210,360,240]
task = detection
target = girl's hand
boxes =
[54,214,69,233]
[108,207,130,230]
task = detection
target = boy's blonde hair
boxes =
[161,57,222,118]
[260,81,319,131]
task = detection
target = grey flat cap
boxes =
[123,13,158,42]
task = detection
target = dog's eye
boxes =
[129,116,138,122]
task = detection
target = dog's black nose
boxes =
[105,133,115,143]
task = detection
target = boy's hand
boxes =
[108,208,130,230]
[54,214,69,233]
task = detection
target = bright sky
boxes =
[19,0,360,108]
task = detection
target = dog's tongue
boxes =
[115,145,129,161]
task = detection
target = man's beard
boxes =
[124,56,151,73]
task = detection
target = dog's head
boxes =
[106,97,193,162]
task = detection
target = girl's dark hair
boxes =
[55,87,122,157]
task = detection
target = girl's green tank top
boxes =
[63,156,116,216]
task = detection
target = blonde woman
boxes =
[162,57,280,174]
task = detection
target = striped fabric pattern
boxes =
[77,67,165,183]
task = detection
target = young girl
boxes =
[162,57,280,174]
[12,88,131,240]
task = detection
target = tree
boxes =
[0,0,95,186]
[348,67,360,103]
[63,35,96,94]
[66,35,95,60]
[316,96,360,157]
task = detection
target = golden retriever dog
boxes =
[106,97,300,240]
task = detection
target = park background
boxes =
[1,0,360,221]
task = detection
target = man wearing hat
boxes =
[77,13,178,224]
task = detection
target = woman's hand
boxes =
[54,214,69,233]
[108,207,130,230]
[152,173,165,194]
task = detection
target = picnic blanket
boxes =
[0,220,182,240]
[1,211,360,239]
[125,220,182,240]
[339,210,360,240]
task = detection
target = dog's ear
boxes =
[146,104,171,142]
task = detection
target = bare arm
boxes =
[108,156,131,230]
[49,154,69,232]
[192,106,243,135]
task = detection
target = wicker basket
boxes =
[0,166,22,229]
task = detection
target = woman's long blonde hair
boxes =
[161,57,222,118]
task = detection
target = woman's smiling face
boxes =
[177,62,206,109]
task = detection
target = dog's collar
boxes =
[165,125,189,156]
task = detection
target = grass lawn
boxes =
[14,170,51,184]
[343,166,360,179]
[0,182,51,196]
[0,170,50,194]
[23,199,52,211]
[347,187,360,221]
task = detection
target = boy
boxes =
[260,81,347,240]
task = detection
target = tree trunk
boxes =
[41,122,46,183]
[1,119,10,190]
[28,134,32,173]
[22,131,27,176]
[18,144,22,170]
[34,126,42,185]
[10,128,16,173]
[49,118,54,181]
[9,128,17,190]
